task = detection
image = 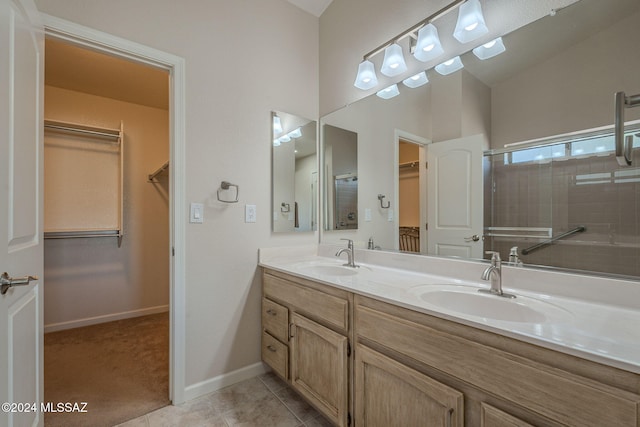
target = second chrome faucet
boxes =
[479,251,516,299]
[336,238,359,268]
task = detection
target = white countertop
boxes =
[259,244,640,375]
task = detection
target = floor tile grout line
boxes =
[258,374,308,425]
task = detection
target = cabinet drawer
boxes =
[480,403,534,427]
[262,298,288,342]
[264,273,348,333]
[262,331,288,380]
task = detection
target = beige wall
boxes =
[35,0,319,391]
[491,8,640,147]
[44,85,170,330]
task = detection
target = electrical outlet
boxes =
[365,208,372,221]
[245,204,257,223]
[387,209,394,222]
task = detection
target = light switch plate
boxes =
[387,209,394,222]
[364,208,372,222]
[245,204,257,223]
[190,202,204,223]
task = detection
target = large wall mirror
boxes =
[272,111,318,232]
[320,0,640,279]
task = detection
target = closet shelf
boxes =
[44,119,121,142]
[44,229,123,247]
[148,161,169,182]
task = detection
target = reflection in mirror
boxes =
[272,111,317,232]
[323,125,358,230]
[319,0,640,279]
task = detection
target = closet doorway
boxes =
[43,37,171,426]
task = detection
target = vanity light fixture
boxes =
[288,127,302,138]
[279,134,291,143]
[376,84,400,100]
[472,37,505,60]
[402,71,429,89]
[380,43,407,77]
[354,59,378,90]
[435,56,464,75]
[413,24,444,62]
[453,0,489,43]
[352,0,468,90]
[273,114,283,135]
[273,139,281,147]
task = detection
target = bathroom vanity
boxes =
[260,246,640,427]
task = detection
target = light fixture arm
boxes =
[362,0,466,60]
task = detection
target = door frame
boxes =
[41,14,187,404]
[394,130,430,253]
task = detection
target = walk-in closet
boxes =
[43,38,171,427]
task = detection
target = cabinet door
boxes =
[355,345,463,427]
[290,313,349,427]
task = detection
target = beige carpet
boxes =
[44,312,170,427]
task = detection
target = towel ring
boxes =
[378,194,390,209]
[217,181,239,203]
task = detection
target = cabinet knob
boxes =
[266,345,277,353]
[266,309,277,316]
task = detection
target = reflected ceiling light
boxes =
[273,139,281,147]
[279,134,291,143]
[273,115,283,135]
[380,43,407,77]
[435,56,464,75]
[472,37,505,60]
[353,59,378,90]
[288,127,302,138]
[453,0,488,43]
[402,71,429,88]
[376,84,400,100]
[413,24,444,62]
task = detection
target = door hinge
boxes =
[425,223,428,230]
[347,342,351,357]
[172,247,175,256]
[347,412,352,426]
[425,161,428,169]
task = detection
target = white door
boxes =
[0,0,44,426]
[427,134,484,259]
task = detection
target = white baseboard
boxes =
[183,362,268,402]
[44,305,170,333]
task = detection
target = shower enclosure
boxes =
[484,124,640,278]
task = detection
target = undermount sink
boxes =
[411,285,572,324]
[299,264,361,277]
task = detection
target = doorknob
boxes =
[1,272,38,295]
[464,234,480,242]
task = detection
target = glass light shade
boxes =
[354,60,378,90]
[376,84,400,100]
[273,115,283,135]
[402,71,429,88]
[472,37,505,60]
[278,134,291,143]
[273,139,281,147]
[288,127,302,138]
[435,56,464,75]
[380,43,407,77]
[453,0,489,44]
[413,24,444,62]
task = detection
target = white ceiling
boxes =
[287,0,333,17]
[45,38,169,110]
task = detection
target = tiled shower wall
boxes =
[485,148,640,278]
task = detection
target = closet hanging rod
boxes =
[148,161,169,182]
[44,119,121,141]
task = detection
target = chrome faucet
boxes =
[336,238,358,268]
[479,251,516,299]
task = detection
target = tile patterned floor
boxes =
[115,373,333,427]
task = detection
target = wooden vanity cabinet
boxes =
[262,270,351,427]
[355,294,640,427]
[262,268,640,426]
